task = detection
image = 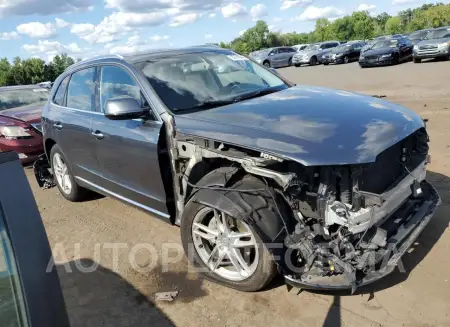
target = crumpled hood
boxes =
[0,103,44,123]
[174,86,424,166]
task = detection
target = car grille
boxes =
[365,55,378,60]
[355,128,428,194]
[419,44,438,50]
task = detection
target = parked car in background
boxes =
[413,26,450,63]
[408,29,434,45]
[359,37,413,67]
[35,46,441,293]
[249,46,297,68]
[292,44,309,51]
[322,42,366,65]
[0,85,47,163]
[292,41,340,66]
[361,35,392,53]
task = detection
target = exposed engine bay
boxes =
[174,127,440,292]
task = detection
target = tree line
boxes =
[220,3,450,54]
[0,54,80,87]
[1,3,449,87]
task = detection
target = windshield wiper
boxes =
[183,99,236,111]
[232,87,281,102]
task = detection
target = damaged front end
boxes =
[176,126,440,293]
[279,128,441,292]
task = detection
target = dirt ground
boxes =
[27,60,450,327]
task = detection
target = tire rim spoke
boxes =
[193,222,219,241]
[228,248,251,277]
[214,209,229,233]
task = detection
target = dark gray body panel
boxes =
[175,86,424,166]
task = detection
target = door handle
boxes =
[91,131,104,140]
[53,122,63,130]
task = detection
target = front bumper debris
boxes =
[34,154,55,189]
[284,180,441,292]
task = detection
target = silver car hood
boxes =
[416,38,450,46]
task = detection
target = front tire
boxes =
[263,60,271,68]
[392,54,399,65]
[181,173,278,292]
[344,56,349,64]
[288,58,292,66]
[50,145,88,202]
[309,56,317,66]
[294,64,300,67]
[413,57,421,63]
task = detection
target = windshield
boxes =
[251,49,271,56]
[0,88,49,111]
[334,44,351,52]
[135,51,287,112]
[409,30,428,40]
[371,39,398,49]
[305,44,320,51]
[425,28,450,40]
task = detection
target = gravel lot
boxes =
[27,60,450,327]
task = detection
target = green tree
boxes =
[0,58,11,86]
[314,18,332,41]
[385,16,403,34]
[352,11,375,40]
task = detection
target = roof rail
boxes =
[65,54,124,71]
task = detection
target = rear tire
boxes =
[288,58,292,66]
[181,172,278,292]
[294,64,300,67]
[50,144,88,202]
[413,57,421,64]
[323,63,329,65]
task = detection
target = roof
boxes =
[68,46,231,69]
[0,84,48,92]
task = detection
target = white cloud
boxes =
[70,23,95,36]
[205,34,213,39]
[23,40,83,55]
[273,17,283,23]
[55,18,71,28]
[250,4,267,21]
[221,2,247,18]
[239,29,247,36]
[295,6,345,21]
[16,22,57,38]
[150,34,170,41]
[280,0,312,11]
[109,45,139,55]
[105,0,232,13]
[209,12,216,17]
[268,24,276,31]
[0,0,94,16]
[392,0,417,5]
[169,12,199,26]
[357,3,376,11]
[77,12,167,43]
[0,31,20,41]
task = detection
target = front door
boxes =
[91,65,170,218]
[50,67,102,185]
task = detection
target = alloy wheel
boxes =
[53,153,72,195]
[192,207,259,281]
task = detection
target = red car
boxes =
[0,85,49,163]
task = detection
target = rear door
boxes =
[269,49,281,67]
[49,67,102,185]
[90,64,170,218]
[351,43,363,60]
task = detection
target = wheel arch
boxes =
[44,138,56,159]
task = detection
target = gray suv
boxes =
[413,26,450,63]
[36,46,440,294]
[249,46,297,68]
[292,41,340,66]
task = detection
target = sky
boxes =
[0,0,447,62]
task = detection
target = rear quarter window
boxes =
[53,76,70,106]
[66,67,97,112]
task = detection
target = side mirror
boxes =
[104,97,145,120]
[269,52,275,56]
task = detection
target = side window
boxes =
[270,49,279,55]
[287,48,296,53]
[53,75,69,106]
[99,65,143,112]
[66,67,96,111]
